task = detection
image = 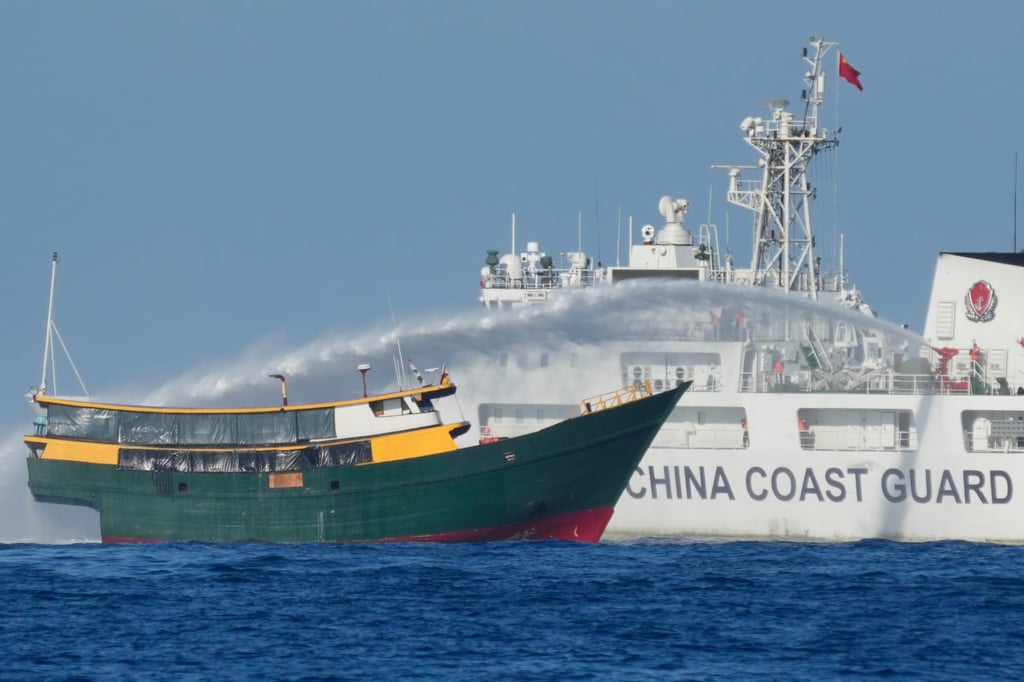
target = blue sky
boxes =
[1,0,1023,434]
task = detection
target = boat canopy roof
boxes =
[32,381,455,415]
[43,402,337,446]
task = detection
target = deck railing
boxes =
[650,426,921,452]
[571,381,654,418]
[738,371,986,396]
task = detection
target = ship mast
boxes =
[34,251,89,399]
[39,251,59,395]
[723,36,839,299]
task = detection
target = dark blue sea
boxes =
[3,540,1022,681]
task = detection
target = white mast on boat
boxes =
[39,251,58,395]
[35,251,88,399]
[721,36,839,299]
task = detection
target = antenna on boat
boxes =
[39,251,58,395]
[385,291,408,388]
[615,206,622,267]
[577,211,583,257]
[408,357,424,385]
[34,251,89,399]
[715,35,839,299]
[268,374,288,406]
[357,364,371,398]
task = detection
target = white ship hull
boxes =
[470,38,1024,543]
[462,319,1024,542]
[608,392,1020,542]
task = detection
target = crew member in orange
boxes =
[798,416,811,448]
[741,418,749,447]
[774,358,784,385]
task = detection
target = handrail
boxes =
[570,380,654,418]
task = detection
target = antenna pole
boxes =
[1015,152,1018,252]
[268,374,288,406]
[578,211,582,255]
[40,251,59,394]
[616,206,622,267]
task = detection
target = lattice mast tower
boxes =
[725,36,839,299]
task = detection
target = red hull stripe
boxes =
[386,507,615,543]
[102,508,615,544]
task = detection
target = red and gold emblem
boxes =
[964,280,997,322]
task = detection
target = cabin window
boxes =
[536,408,545,422]
[962,411,1024,453]
[794,409,916,452]
[368,398,411,417]
[515,408,524,424]
[494,408,503,424]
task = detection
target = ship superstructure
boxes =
[470,37,1024,542]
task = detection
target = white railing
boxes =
[651,426,920,452]
[737,371,979,396]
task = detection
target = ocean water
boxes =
[3,539,1021,681]
[1,286,1011,679]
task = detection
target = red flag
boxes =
[839,52,863,91]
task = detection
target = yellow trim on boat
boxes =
[369,424,459,463]
[27,437,119,465]
[33,383,455,415]
[26,421,461,466]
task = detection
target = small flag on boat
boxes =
[838,52,863,91]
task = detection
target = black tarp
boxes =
[44,405,337,446]
[46,404,119,441]
[118,440,372,473]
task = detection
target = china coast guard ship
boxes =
[473,37,1024,543]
